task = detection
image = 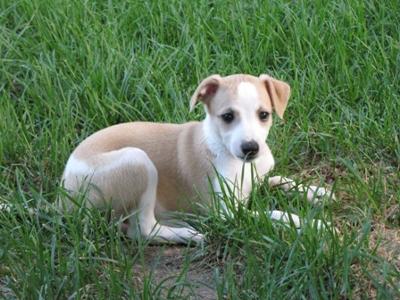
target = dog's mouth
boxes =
[238,154,258,162]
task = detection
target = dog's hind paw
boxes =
[152,226,205,246]
[188,232,205,244]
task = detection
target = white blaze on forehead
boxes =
[237,81,259,108]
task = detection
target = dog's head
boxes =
[190,74,290,162]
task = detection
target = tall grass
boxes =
[1,0,399,298]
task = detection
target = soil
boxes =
[133,245,217,299]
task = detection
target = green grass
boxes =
[1,0,399,298]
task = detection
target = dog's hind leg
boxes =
[63,147,203,244]
[123,148,204,244]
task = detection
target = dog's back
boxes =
[61,121,212,214]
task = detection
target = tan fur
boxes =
[59,73,334,244]
[214,76,272,114]
[72,121,213,213]
[191,74,286,115]
[259,74,291,119]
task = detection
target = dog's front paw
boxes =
[306,186,336,203]
[311,219,330,230]
[310,219,340,234]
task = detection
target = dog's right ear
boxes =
[190,74,221,112]
[259,74,291,119]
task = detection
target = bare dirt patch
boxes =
[351,219,400,299]
[133,245,217,299]
[370,222,400,270]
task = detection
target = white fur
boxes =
[123,149,204,243]
[214,81,271,160]
[64,155,92,178]
[59,75,335,245]
[64,148,204,244]
[203,81,275,200]
[268,176,336,203]
[237,82,259,107]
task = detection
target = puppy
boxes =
[60,74,333,244]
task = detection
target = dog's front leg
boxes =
[268,176,335,203]
[213,185,326,231]
[268,210,330,230]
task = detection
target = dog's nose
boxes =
[241,140,259,158]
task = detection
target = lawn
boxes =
[0,0,399,298]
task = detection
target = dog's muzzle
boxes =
[240,140,259,161]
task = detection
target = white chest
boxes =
[211,147,275,201]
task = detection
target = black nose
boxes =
[241,140,259,157]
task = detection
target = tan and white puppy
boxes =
[60,74,333,244]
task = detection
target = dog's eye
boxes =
[259,111,269,121]
[221,112,234,123]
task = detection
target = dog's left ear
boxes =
[259,74,291,119]
[190,74,221,112]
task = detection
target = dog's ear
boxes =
[259,74,291,119]
[190,74,221,112]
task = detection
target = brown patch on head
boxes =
[191,74,289,118]
[224,74,273,104]
[204,74,273,115]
